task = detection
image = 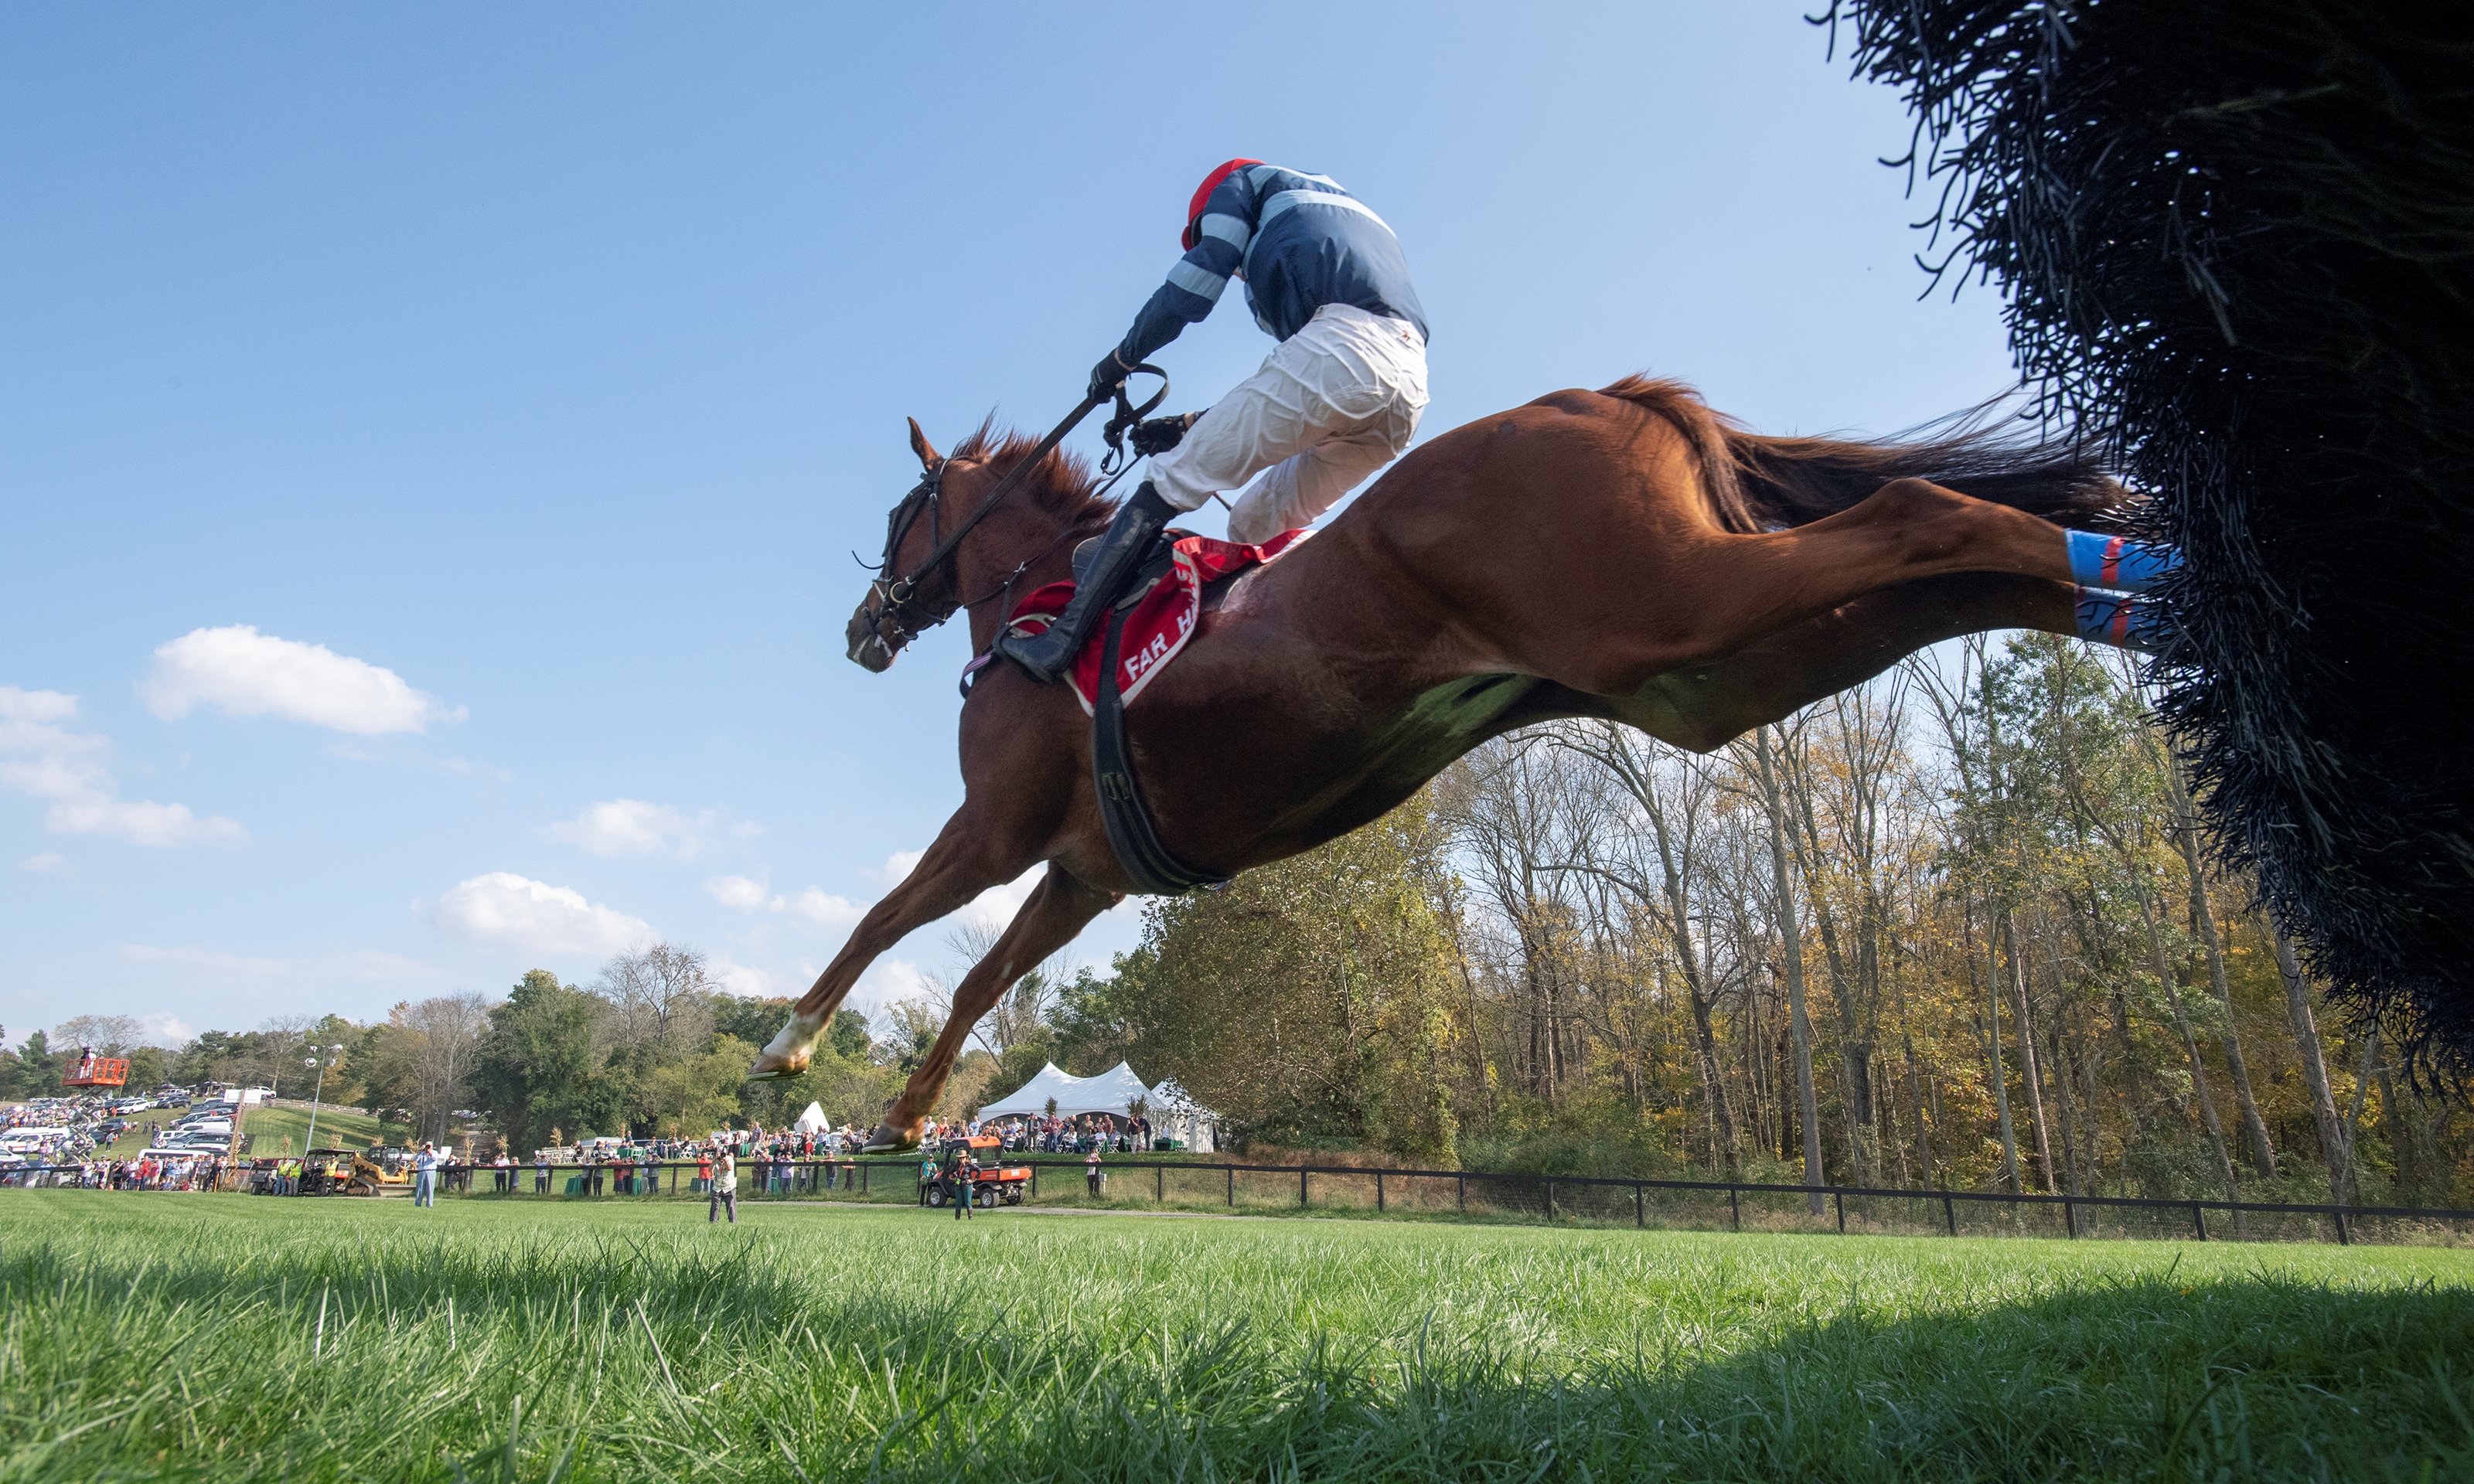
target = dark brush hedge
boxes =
[1819,2,2474,1073]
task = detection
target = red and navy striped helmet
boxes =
[1183,159,1263,250]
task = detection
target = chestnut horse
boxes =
[751,377,2123,1149]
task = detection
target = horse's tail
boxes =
[1597,374,2125,533]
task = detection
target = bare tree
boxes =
[383,993,493,1143]
[257,1013,316,1097]
[53,1014,145,1055]
[1746,723,1825,1212]
[2162,754,2278,1180]
[1438,737,1597,1107]
[943,922,1067,1060]
[597,942,717,1057]
[2273,924,2351,1199]
[1549,720,1741,1175]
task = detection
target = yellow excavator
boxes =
[334,1142,415,1196]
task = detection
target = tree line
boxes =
[2,948,894,1153]
[1066,635,2464,1207]
[12,635,2459,1201]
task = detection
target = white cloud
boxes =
[426,872,654,958]
[0,687,77,724]
[49,797,248,848]
[0,687,247,848]
[780,888,865,928]
[138,1013,194,1046]
[19,852,66,873]
[702,874,768,910]
[852,957,935,1018]
[545,798,725,858]
[139,625,464,735]
[706,872,866,929]
[867,849,926,884]
[707,954,779,999]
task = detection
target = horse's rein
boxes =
[860,366,1167,651]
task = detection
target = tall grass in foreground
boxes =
[0,1193,2467,1482]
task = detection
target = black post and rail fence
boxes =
[6,1155,2467,1247]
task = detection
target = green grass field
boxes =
[0,1193,2466,1482]
[237,1103,417,1158]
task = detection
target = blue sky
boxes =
[0,4,2021,1047]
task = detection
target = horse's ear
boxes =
[907,417,941,470]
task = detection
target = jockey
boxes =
[997,160,1431,684]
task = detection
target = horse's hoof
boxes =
[751,1013,824,1082]
[859,1122,918,1153]
[746,1050,810,1082]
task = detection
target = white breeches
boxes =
[1147,301,1429,546]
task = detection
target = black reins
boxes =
[857,366,1165,656]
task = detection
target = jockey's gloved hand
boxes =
[1130,411,1201,458]
[1089,350,1135,403]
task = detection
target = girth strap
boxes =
[1093,604,1230,896]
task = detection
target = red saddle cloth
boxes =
[1004,529,1309,714]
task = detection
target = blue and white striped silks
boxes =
[1118,163,1427,371]
[2067,529,2182,593]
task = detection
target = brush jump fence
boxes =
[6,1157,2465,1246]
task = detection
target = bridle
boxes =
[857,465,959,656]
[854,366,1166,662]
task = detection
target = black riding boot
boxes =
[996,481,1175,684]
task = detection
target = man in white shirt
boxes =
[708,1145,738,1224]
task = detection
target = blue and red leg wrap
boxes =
[2074,586,2171,654]
[2067,529,2182,593]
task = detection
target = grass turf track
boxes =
[0,1193,2467,1482]
[85,1104,417,1162]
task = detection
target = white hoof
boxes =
[747,1011,823,1081]
[860,1122,918,1154]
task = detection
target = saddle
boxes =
[991,527,1307,716]
[969,527,1310,895]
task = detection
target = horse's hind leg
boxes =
[864,864,1118,1152]
[1706,478,2080,647]
[1612,573,2080,752]
[1526,476,2083,695]
[747,806,1035,1081]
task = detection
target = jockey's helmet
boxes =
[1183,159,1263,250]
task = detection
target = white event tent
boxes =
[1142,1080,1222,1154]
[977,1061,1222,1152]
[791,1101,831,1134]
[978,1061,1150,1118]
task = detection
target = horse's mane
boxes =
[950,419,1115,531]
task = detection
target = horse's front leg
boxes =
[864,864,1119,1152]
[747,807,1031,1081]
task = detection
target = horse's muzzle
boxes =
[846,606,897,672]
